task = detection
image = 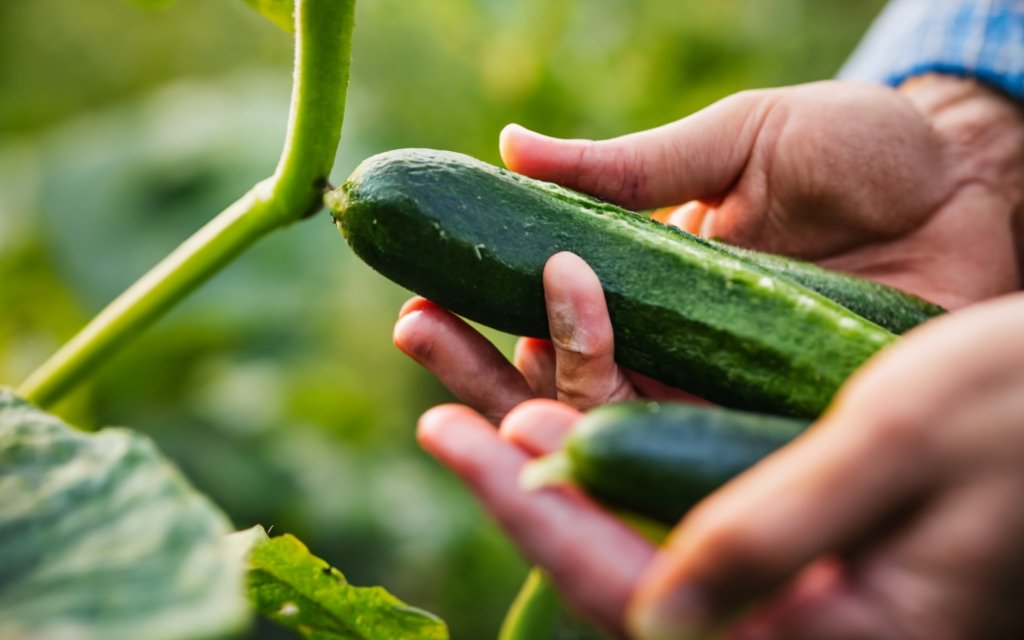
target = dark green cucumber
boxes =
[709,241,944,334]
[565,401,808,524]
[330,148,895,418]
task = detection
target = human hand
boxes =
[416,398,651,636]
[396,75,1024,423]
[500,74,1024,310]
[420,292,1024,639]
[394,251,700,424]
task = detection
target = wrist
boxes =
[899,74,1024,216]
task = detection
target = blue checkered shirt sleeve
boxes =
[840,0,1024,101]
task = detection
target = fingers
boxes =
[543,252,636,411]
[499,398,580,456]
[418,402,655,634]
[499,91,768,210]
[522,253,696,409]
[829,294,1024,430]
[625,410,933,639]
[394,297,533,423]
[731,473,1024,640]
[651,201,715,236]
[396,253,681,418]
[625,296,1024,639]
[727,560,897,640]
[513,337,557,399]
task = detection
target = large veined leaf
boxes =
[234,526,449,639]
[243,0,295,33]
[0,389,248,640]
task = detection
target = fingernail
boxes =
[398,297,429,319]
[628,585,714,640]
[501,122,546,141]
[499,123,530,162]
[500,122,527,137]
[392,311,427,359]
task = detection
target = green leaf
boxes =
[0,389,248,640]
[235,525,449,639]
[243,0,296,33]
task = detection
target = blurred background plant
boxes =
[0,0,883,637]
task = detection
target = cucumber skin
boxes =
[567,401,809,524]
[711,242,945,334]
[332,148,895,418]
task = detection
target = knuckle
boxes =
[549,334,585,357]
[694,523,769,571]
[698,533,788,592]
[551,329,613,363]
[727,87,769,105]
[547,337,582,362]
[576,142,646,207]
[555,371,632,410]
[555,378,597,409]
[865,409,931,459]
[681,506,788,585]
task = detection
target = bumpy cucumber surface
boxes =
[566,401,808,524]
[709,241,944,334]
[331,148,895,417]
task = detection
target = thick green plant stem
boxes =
[18,188,278,407]
[18,0,356,408]
[498,569,560,640]
[272,0,355,211]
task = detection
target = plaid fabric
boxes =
[840,0,1024,100]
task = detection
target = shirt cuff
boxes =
[839,0,1024,101]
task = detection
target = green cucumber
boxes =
[560,401,808,524]
[329,148,896,418]
[709,241,944,334]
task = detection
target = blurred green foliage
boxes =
[0,0,883,637]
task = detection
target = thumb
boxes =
[499,91,769,210]
[624,410,932,639]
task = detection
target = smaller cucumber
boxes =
[532,401,809,525]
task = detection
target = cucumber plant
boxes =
[1,1,448,638]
